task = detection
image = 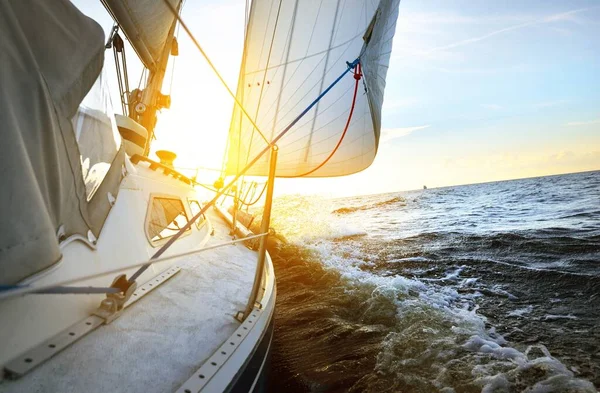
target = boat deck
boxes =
[0,209,258,393]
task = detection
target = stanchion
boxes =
[240,146,278,320]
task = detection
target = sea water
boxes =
[261,170,599,392]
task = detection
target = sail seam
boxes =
[303,0,343,162]
[243,0,284,168]
[286,62,362,177]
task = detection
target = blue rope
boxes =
[0,57,361,297]
[129,56,361,283]
[271,58,360,146]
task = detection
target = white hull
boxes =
[0,158,276,393]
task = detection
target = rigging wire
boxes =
[0,57,361,299]
[160,0,270,146]
[238,182,268,207]
[0,233,269,299]
[241,181,254,204]
[167,0,186,96]
[234,0,284,226]
[284,62,362,177]
[128,54,361,283]
[0,0,365,298]
[254,35,358,145]
[108,25,130,115]
[137,67,147,90]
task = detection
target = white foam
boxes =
[389,256,431,263]
[464,335,525,361]
[478,374,510,393]
[544,314,579,320]
[508,305,534,317]
[296,235,595,391]
[269,194,596,391]
[267,195,366,243]
[422,266,464,282]
[461,277,480,287]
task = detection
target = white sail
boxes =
[226,0,401,177]
[102,0,181,70]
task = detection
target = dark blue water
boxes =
[264,170,600,392]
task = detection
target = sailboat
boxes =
[0,0,401,392]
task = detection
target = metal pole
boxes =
[242,146,278,320]
[231,184,239,237]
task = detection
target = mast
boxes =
[137,16,178,155]
[102,0,182,156]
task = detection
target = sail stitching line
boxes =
[236,0,327,154]
[255,1,374,135]
[303,0,343,162]
[160,0,270,146]
[286,62,362,177]
[269,84,355,150]
[0,58,360,299]
[243,0,284,168]
[254,36,358,144]
[243,31,362,76]
[275,111,369,166]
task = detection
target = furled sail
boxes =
[226,0,401,177]
[102,0,181,70]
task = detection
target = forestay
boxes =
[226,0,401,177]
[102,0,181,70]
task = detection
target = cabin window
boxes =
[188,199,205,229]
[71,69,122,200]
[146,197,190,244]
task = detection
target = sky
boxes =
[74,0,600,197]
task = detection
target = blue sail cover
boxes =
[226,0,401,177]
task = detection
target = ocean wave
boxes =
[332,196,406,215]
[378,230,600,275]
[264,172,600,391]
[507,305,534,317]
[267,239,596,392]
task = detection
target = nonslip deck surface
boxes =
[0,209,258,393]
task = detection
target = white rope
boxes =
[0,233,268,301]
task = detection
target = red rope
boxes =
[286,63,362,178]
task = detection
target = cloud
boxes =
[416,6,598,57]
[565,119,600,127]
[549,150,576,161]
[481,104,503,110]
[381,125,431,142]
